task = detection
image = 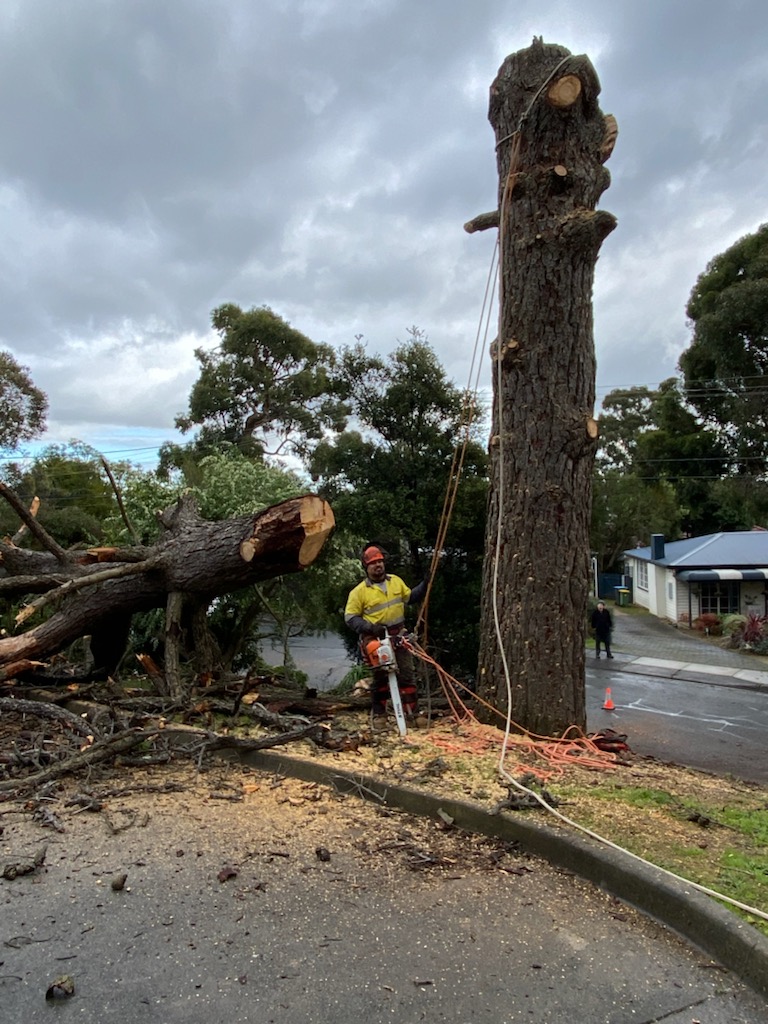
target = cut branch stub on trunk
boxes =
[0,493,335,678]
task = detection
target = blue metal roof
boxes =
[624,531,768,568]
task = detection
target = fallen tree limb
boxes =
[15,557,163,625]
[0,482,69,563]
[0,728,159,797]
[0,574,72,595]
[196,723,328,753]
[10,495,40,545]
[0,492,335,676]
[101,456,141,546]
[0,696,103,743]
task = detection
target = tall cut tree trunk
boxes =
[473,39,617,734]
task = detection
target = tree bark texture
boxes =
[476,40,617,735]
[0,494,334,674]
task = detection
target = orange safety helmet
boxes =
[361,544,385,566]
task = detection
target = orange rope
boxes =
[404,637,622,777]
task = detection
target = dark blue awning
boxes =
[676,569,768,582]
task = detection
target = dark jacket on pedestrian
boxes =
[591,605,613,639]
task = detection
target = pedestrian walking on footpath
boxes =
[591,601,614,659]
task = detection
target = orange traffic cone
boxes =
[602,688,615,711]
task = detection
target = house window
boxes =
[699,581,739,616]
[635,561,648,591]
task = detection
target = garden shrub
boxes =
[692,612,722,636]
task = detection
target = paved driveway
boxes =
[611,607,768,670]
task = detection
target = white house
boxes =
[623,531,768,625]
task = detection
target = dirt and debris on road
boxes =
[3,757,768,1024]
[1,692,765,923]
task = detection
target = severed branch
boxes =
[0,482,70,564]
[0,729,159,798]
[16,556,163,626]
[0,728,160,797]
[100,457,141,545]
[195,722,328,754]
[0,696,103,743]
[464,210,500,234]
[0,573,71,595]
[10,495,40,545]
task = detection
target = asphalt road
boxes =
[3,769,768,1024]
[586,666,768,784]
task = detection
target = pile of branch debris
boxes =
[0,676,376,805]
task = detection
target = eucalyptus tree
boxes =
[0,350,47,450]
[680,223,768,466]
[160,303,348,473]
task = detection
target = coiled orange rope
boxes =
[403,636,622,778]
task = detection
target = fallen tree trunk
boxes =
[0,493,334,677]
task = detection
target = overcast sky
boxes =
[2,0,767,467]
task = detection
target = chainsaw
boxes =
[364,634,408,737]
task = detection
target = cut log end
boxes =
[600,113,619,164]
[586,416,599,439]
[547,74,582,109]
[299,497,335,567]
[239,495,335,567]
[239,538,263,563]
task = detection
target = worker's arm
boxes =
[345,612,385,637]
[406,573,430,605]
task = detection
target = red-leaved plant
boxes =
[740,611,767,645]
[692,612,722,636]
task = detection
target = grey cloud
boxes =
[1,0,767,453]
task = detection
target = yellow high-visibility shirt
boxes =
[344,574,412,630]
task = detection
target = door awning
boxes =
[676,568,768,582]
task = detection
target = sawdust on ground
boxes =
[221,709,767,897]
[1,707,764,928]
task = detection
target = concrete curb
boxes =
[591,651,768,691]
[218,746,768,999]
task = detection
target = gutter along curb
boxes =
[214,745,768,1000]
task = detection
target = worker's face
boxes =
[366,558,386,582]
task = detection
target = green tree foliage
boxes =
[0,350,48,450]
[309,332,488,677]
[709,475,768,531]
[594,377,740,566]
[595,386,655,472]
[680,223,768,465]
[161,304,348,471]
[0,444,115,547]
[633,379,729,536]
[591,471,679,572]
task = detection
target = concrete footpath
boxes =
[598,649,768,691]
[600,607,768,691]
